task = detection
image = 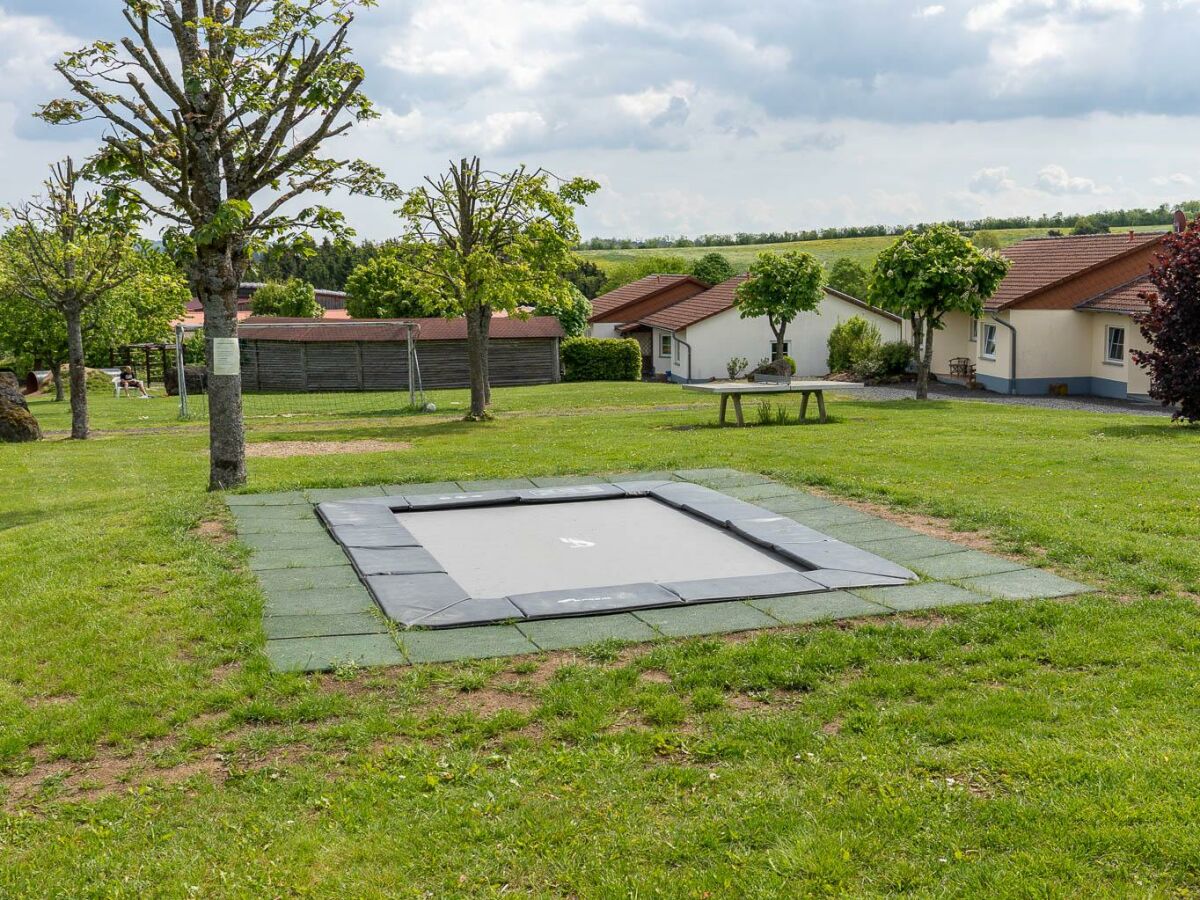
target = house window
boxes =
[768,340,790,358]
[1105,326,1126,364]
[969,319,978,342]
[980,324,997,359]
[659,334,671,357]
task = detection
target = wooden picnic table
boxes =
[682,380,864,426]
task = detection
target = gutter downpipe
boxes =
[988,311,1017,395]
[670,331,693,383]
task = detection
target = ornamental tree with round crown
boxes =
[734,250,825,362]
[38,0,393,488]
[869,225,1010,400]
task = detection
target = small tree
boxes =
[345,251,449,318]
[394,157,598,419]
[41,0,391,488]
[564,258,607,299]
[734,250,825,361]
[534,287,591,338]
[826,258,869,300]
[691,252,735,286]
[1133,218,1200,422]
[870,225,1010,399]
[249,279,323,318]
[0,159,142,438]
[827,315,882,373]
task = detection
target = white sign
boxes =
[211,337,240,376]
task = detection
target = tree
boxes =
[734,250,825,361]
[826,257,869,299]
[535,287,591,337]
[0,159,142,439]
[564,258,607,300]
[250,235,387,290]
[41,1,391,488]
[1072,216,1110,236]
[599,254,691,293]
[249,279,323,318]
[690,252,735,286]
[394,157,598,419]
[971,231,1002,250]
[1132,217,1200,422]
[345,251,449,318]
[870,225,1010,399]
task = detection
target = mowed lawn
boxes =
[580,224,1171,273]
[2,382,1200,896]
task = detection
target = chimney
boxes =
[1174,209,1188,234]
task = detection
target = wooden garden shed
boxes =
[237,316,564,392]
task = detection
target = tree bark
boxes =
[65,304,88,439]
[911,315,929,400]
[51,363,64,402]
[194,246,247,490]
[464,304,492,419]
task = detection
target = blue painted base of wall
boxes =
[975,373,1131,399]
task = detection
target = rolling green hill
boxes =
[579,225,1168,274]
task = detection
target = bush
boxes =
[691,252,735,286]
[852,340,913,380]
[726,356,749,379]
[561,337,641,382]
[827,315,881,373]
[249,279,323,318]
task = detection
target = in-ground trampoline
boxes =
[316,481,917,629]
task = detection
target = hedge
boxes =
[561,337,641,382]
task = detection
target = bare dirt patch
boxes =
[246,439,411,459]
[193,518,233,545]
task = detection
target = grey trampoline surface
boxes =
[396,497,798,597]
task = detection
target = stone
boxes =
[0,380,41,443]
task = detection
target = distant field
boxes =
[579,225,1169,273]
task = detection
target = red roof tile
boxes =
[986,233,1165,311]
[640,275,750,331]
[239,316,564,342]
[589,274,706,319]
[1076,276,1157,315]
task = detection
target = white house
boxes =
[590,274,903,381]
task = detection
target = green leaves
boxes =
[193,200,253,248]
[734,250,826,330]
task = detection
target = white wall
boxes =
[588,323,621,339]
[668,291,902,381]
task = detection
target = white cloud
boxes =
[1150,172,1196,187]
[616,82,695,125]
[969,166,1017,193]
[1036,163,1109,194]
[917,5,947,17]
[0,8,75,92]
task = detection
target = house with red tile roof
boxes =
[930,231,1165,399]
[593,273,902,381]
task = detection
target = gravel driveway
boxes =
[847,382,1174,417]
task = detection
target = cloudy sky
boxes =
[0,0,1197,240]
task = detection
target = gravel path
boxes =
[849,382,1175,417]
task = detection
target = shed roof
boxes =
[986,232,1165,311]
[588,274,708,320]
[239,316,564,342]
[1075,276,1158,315]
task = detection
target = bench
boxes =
[682,381,864,426]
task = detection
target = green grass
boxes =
[3,382,1200,896]
[580,225,1170,273]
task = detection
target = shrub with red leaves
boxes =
[1133,219,1200,423]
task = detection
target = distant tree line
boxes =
[578,201,1200,250]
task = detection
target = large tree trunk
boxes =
[911,315,929,400]
[464,304,492,419]
[65,304,88,439]
[195,246,247,490]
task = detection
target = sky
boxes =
[0,0,1197,241]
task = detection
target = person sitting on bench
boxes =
[118,366,151,398]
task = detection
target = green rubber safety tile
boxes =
[859,534,969,563]
[233,517,328,536]
[305,485,388,503]
[230,504,316,521]
[249,545,350,571]
[674,468,772,488]
[399,626,539,664]
[529,475,607,487]
[239,532,338,552]
[381,481,463,496]
[518,613,659,650]
[225,491,309,507]
[821,520,920,543]
[267,634,405,673]
[634,601,778,638]
[749,591,892,624]
[910,550,1026,580]
[785,505,876,528]
[853,582,992,612]
[255,565,362,594]
[262,585,377,617]
[755,493,837,514]
[607,471,681,484]
[458,477,537,491]
[721,482,804,502]
[264,612,387,640]
[959,569,1093,601]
